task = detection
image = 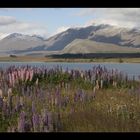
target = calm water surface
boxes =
[0,62,139,80]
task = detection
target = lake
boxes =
[0,62,139,80]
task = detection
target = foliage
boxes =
[0,65,139,132]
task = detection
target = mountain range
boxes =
[1,24,140,56]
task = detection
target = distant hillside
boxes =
[44,26,96,51]
[43,24,140,52]
[0,33,44,53]
[61,39,140,54]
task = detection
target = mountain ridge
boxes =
[1,24,140,56]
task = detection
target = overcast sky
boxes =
[0,8,140,39]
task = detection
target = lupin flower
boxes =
[0,97,3,109]
[0,88,3,98]
[7,94,13,113]
[35,78,39,85]
[56,89,61,107]
[32,113,40,132]
[29,70,33,81]
[38,115,44,132]
[41,109,48,126]
[31,101,36,114]
[74,93,78,102]
[7,88,12,98]
[47,112,53,131]
[19,96,24,106]
[18,111,26,132]
[15,99,22,112]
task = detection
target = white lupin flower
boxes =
[8,88,12,98]
[0,88,3,98]
[35,78,39,85]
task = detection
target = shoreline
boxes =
[0,56,140,63]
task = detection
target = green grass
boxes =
[1,83,140,132]
[61,88,140,132]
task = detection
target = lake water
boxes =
[0,62,139,80]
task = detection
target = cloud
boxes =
[49,26,71,37]
[50,24,85,37]
[0,16,16,25]
[0,8,34,12]
[56,26,70,34]
[74,8,96,16]
[0,16,48,39]
[76,8,140,28]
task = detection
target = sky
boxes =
[0,8,140,39]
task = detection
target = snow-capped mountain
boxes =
[43,24,140,52]
[0,33,45,53]
[1,24,140,55]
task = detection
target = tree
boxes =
[9,54,17,58]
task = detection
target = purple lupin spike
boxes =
[18,111,26,132]
[32,113,40,132]
[32,101,36,114]
[47,112,53,131]
[0,97,3,109]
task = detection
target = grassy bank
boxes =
[1,56,140,63]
